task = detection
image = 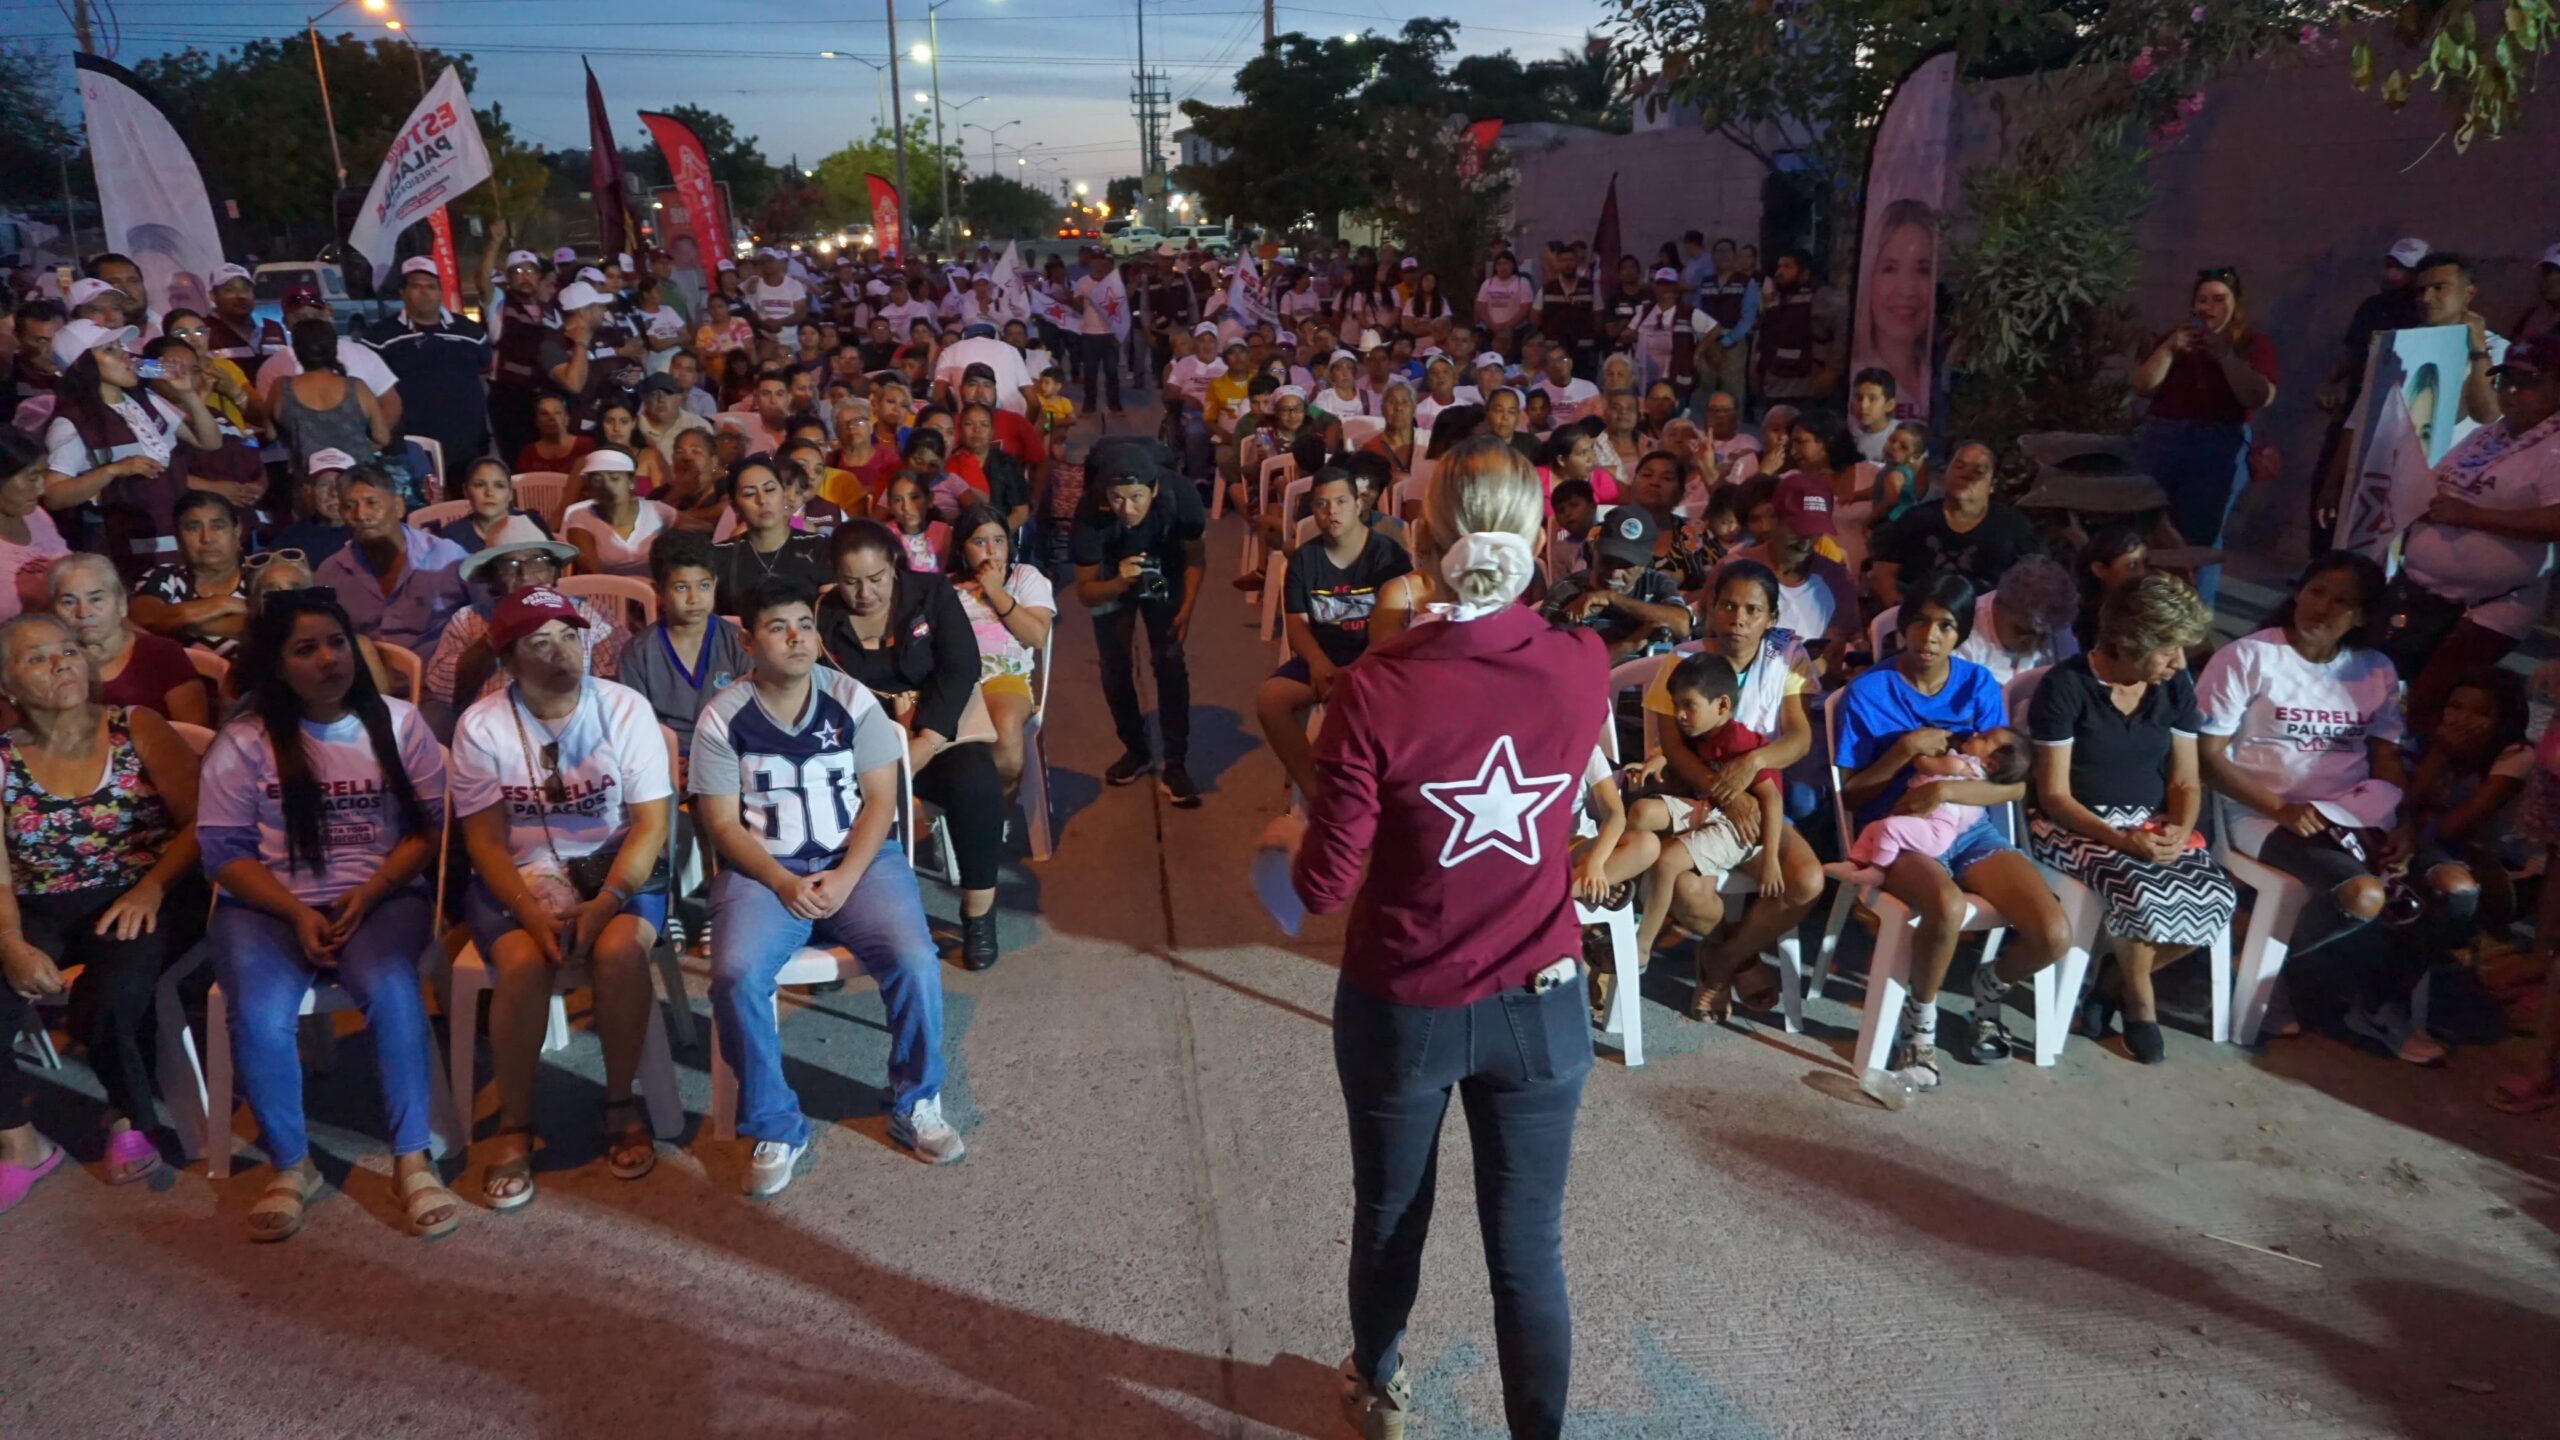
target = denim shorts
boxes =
[1940,814,2015,880]
[465,879,670,959]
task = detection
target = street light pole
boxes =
[306,0,391,234]
[885,0,911,255]
[925,2,948,258]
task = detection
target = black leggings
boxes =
[915,741,1005,892]
[2252,827,2475,1008]
[10,886,182,1131]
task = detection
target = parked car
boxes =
[1164,224,1235,258]
[249,260,385,336]
[1107,225,1165,258]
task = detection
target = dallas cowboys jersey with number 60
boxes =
[689,669,906,874]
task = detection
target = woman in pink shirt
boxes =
[1294,435,1607,1440]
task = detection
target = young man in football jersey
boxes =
[692,575,963,1196]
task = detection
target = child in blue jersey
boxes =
[692,573,964,1196]
[196,588,457,1241]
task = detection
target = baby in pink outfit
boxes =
[1842,727,2030,871]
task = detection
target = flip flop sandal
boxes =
[248,1165,321,1244]
[2488,1070,2560,1115]
[103,1127,162,1186]
[1685,975,1732,1025]
[603,1100,657,1182]
[399,1169,463,1240]
[481,1125,538,1212]
[0,1143,65,1216]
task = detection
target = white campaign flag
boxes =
[2335,387,2436,568]
[1224,249,1269,331]
[75,55,225,317]
[347,66,492,282]
[996,241,1080,332]
[1092,267,1132,341]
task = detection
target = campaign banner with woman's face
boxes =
[73,54,225,318]
[1851,51,1956,423]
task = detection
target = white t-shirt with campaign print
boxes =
[197,697,446,906]
[744,275,808,329]
[449,677,674,865]
[2194,626,2406,852]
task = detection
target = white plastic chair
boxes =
[1866,605,1900,666]
[410,499,472,530]
[1017,627,1057,862]
[709,751,919,1138]
[440,725,695,1147]
[1242,455,1296,587]
[2002,665,2228,1059]
[510,472,573,529]
[1585,658,1670,1067]
[1814,687,2035,1074]
[2209,792,2311,1046]
[410,434,446,499]
[558,573,659,627]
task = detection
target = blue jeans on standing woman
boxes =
[706,843,946,1147]
[1335,973,1593,1440]
[2139,416,2250,610]
[210,889,438,1168]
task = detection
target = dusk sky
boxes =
[19,0,1615,193]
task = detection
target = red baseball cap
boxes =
[1773,469,1837,536]
[281,283,324,310]
[488,586,590,651]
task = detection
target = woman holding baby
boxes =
[1835,571,2073,1085]
[2025,572,2237,1066]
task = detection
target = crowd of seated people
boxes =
[6,231,2560,1246]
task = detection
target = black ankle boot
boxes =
[962,911,1001,972]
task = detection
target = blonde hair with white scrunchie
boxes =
[1419,434,1544,618]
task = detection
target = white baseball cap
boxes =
[505,249,541,269]
[66,277,123,309]
[715,257,738,272]
[1475,352,1506,370]
[551,246,579,264]
[2386,237,2431,268]
[210,263,252,290]
[399,256,442,279]
[556,281,608,311]
[1192,322,1220,337]
[616,252,635,271]
[866,279,891,297]
[305,447,359,474]
[575,266,608,285]
[578,449,636,475]
[49,318,137,367]
[2541,242,2560,270]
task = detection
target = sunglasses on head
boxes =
[262,584,339,611]
[243,549,309,570]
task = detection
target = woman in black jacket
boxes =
[819,520,1007,969]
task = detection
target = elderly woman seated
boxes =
[0,611,202,1205]
[424,539,626,738]
[45,552,209,726]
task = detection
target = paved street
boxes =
[8,410,2560,1440]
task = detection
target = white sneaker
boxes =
[744,1137,810,1197]
[1339,1356,1411,1440]
[889,1097,966,1164]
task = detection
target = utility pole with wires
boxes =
[1262,0,1273,53]
[1129,0,1170,205]
[70,0,96,52]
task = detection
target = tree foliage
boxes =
[810,118,960,233]
[1104,176,1145,214]
[1351,109,1515,320]
[0,44,77,206]
[960,174,1059,240]
[1175,30,1393,233]
[1446,37,1632,131]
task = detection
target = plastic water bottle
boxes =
[1858,1066,1916,1112]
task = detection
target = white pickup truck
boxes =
[248,260,392,336]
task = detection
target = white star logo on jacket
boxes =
[1418,735,1574,869]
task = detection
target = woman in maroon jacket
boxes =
[1294,434,1610,1440]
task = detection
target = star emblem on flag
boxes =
[1417,735,1574,869]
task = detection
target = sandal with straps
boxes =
[248,1163,322,1244]
[2488,1068,2560,1115]
[398,1168,463,1240]
[481,1124,538,1212]
[602,1099,656,1182]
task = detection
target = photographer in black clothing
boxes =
[1070,435,1208,807]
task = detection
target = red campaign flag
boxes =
[640,110,726,273]
[583,60,631,259]
[425,206,461,313]
[1592,171,1621,283]
[867,173,904,262]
